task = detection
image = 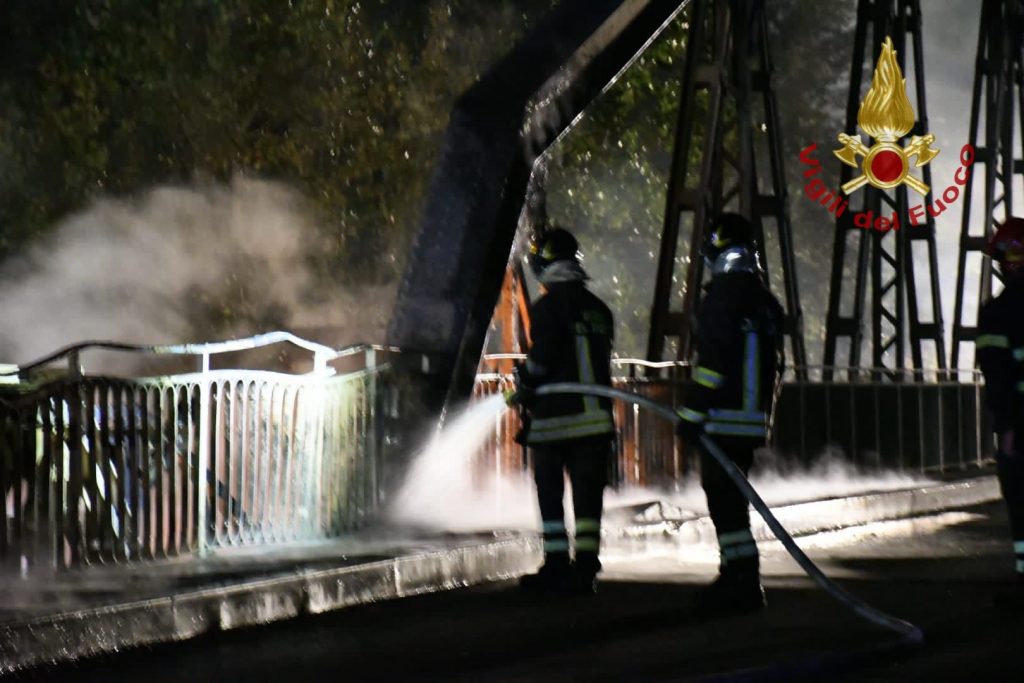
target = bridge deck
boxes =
[15,499,1021,682]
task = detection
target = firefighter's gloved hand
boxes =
[675,415,704,444]
[513,424,529,446]
[504,386,536,409]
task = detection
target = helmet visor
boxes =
[700,225,732,264]
[526,239,547,277]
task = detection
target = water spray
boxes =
[389,395,538,532]
[535,382,925,647]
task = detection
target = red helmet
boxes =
[987,217,1024,266]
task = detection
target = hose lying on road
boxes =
[534,382,924,646]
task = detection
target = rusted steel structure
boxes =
[484,263,533,375]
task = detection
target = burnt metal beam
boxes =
[388,0,691,415]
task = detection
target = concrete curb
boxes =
[0,476,1001,674]
[0,538,541,674]
[606,476,1003,553]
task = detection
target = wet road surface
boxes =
[14,501,1022,682]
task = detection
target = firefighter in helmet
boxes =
[675,212,784,617]
[976,216,1024,604]
[506,225,615,595]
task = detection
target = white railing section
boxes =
[0,334,401,571]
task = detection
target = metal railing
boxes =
[0,334,401,572]
[1,338,996,572]
[480,353,691,379]
[471,363,995,489]
[474,372,690,490]
[772,366,992,472]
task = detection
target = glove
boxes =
[513,417,530,446]
[503,386,536,410]
[675,414,704,444]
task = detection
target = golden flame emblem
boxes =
[834,37,938,195]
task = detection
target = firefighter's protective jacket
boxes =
[519,263,615,445]
[977,278,1024,436]
[677,271,784,439]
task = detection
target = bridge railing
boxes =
[1,341,995,572]
[474,357,994,489]
[476,356,692,490]
[0,336,400,572]
[772,366,992,472]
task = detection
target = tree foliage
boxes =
[545,18,688,357]
[545,1,855,359]
[0,0,554,285]
[0,1,854,359]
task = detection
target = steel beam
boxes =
[823,0,945,381]
[950,0,1024,370]
[646,0,806,371]
[388,0,691,415]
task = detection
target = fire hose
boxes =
[533,382,925,650]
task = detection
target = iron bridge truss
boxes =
[950,0,1024,372]
[823,0,946,382]
[646,0,807,373]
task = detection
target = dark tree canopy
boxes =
[0,0,557,282]
[0,1,854,359]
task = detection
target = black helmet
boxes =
[527,226,579,277]
[701,213,755,264]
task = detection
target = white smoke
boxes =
[388,395,541,532]
[0,177,394,366]
[387,394,934,534]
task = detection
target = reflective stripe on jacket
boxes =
[977,279,1024,436]
[677,271,783,441]
[520,280,615,444]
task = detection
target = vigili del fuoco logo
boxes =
[798,37,974,233]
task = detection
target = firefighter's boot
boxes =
[565,552,601,596]
[993,571,1024,611]
[519,554,570,594]
[693,559,765,618]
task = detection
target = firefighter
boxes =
[675,212,784,617]
[976,216,1024,604]
[505,226,615,596]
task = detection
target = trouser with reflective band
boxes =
[700,434,758,574]
[996,450,1024,576]
[532,437,611,575]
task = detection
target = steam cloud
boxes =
[387,397,933,535]
[0,177,394,366]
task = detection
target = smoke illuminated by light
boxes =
[388,395,539,532]
[387,396,935,536]
[0,178,394,368]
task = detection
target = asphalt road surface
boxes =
[15,501,1023,682]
